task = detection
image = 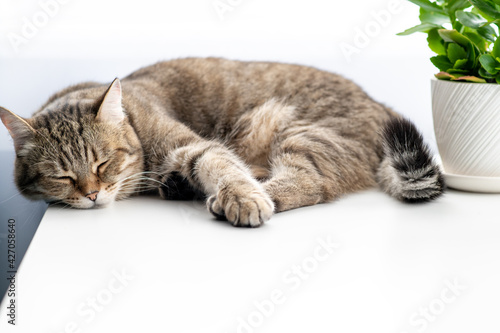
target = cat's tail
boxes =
[376,117,445,203]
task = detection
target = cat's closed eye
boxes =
[96,161,109,177]
[55,176,76,186]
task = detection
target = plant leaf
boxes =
[420,7,450,25]
[438,29,471,46]
[447,68,470,73]
[447,43,468,63]
[397,22,442,35]
[479,54,500,74]
[496,74,500,84]
[479,67,497,78]
[427,28,447,55]
[456,10,488,28]
[469,0,500,20]
[435,71,453,79]
[486,18,500,26]
[445,0,470,26]
[453,58,469,68]
[442,31,479,68]
[431,55,454,71]
[463,31,488,52]
[492,37,500,58]
[408,0,446,14]
[476,24,498,42]
[447,0,472,13]
[436,71,487,82]
[452,75,487,82]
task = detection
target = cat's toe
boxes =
[207,195,226,220]
[226,199,260,227]
[208,190,274,227]
[234,195,273,228]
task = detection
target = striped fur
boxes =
[377,118,445,202]
[0,58,445,227]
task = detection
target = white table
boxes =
[1,188,499,332]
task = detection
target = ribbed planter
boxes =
[431,79,500,192]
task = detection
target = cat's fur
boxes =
[0,58,445,227]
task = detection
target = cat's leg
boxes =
[263,126,378,212]
[161,140,274,227]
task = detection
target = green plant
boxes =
[399,0,500,83]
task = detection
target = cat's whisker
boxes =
[48,199,72,209]
[118,174,166,187]
[116,171,163,183]
[118,184,159,191]
[0,191,29,204]
[119,180,159,186]
[120,188,157,194]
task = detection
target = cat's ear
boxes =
[96,78,125,125]
[0,106,36,151]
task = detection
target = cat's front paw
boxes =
[206,187,274,227]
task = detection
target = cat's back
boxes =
[126,57,366,104]
[32,58,393,145]
[124,57,380,125]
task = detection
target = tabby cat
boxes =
[0,58,444,227]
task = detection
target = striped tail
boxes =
[377,118,445,202]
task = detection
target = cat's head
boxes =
[0,79,144,208]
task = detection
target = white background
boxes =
[2,1,500,333]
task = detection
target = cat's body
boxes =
[0,58,444,227]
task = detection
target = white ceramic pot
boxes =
[432,79,500,192]
[432,79,500,177]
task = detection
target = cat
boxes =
[0,57,445,227]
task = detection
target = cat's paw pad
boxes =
[206,190,274,227]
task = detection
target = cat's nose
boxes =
[85,191,99,202]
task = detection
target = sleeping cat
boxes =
[0,58,444,227]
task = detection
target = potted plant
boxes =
[399,0,500,192]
